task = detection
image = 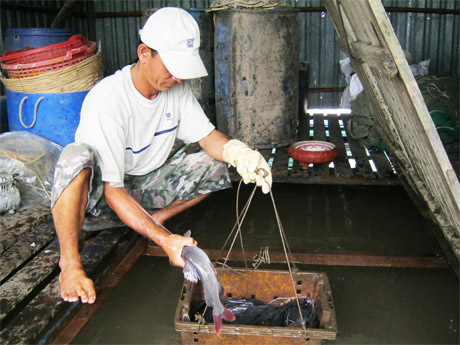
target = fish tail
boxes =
[213,313,222,336]
[213,307,235,336]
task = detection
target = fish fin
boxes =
[183,261,199,283]
[222,307,235,322]
[219,283,225,299]
[183,230,192,237]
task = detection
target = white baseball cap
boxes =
[139,7,208,79]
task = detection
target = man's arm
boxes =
[198,129,230,161]
[199,129,273,193]
[103,183,195,267]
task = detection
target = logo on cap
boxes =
[187,39,194,48]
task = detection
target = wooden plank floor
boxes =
[0,203,142,345]
[175,111,458,186]
[172,112,400,186]
[169,111,399,186]
[255,112,400,185]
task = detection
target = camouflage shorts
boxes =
[51,142,231,230]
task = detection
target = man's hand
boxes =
[223,139,272,193]
[160,234,197,267]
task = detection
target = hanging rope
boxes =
[212,168,307,335]
[214,178,256,270]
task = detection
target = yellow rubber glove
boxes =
[223,139,272,194]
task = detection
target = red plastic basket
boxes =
[1,41,97,78]
[0,34,86,65]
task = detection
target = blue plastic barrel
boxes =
[5,90,88,147]
[3,28,73,52]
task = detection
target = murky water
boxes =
[73,183,459,344]
[165,183,440,255]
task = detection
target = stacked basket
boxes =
[0,33,104,146]
[0,34,103,93]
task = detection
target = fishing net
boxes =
[416,75,459,123]
[0,131,62,211]
[349,74,459,150]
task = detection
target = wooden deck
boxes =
[252,112,399,185]
[1,111,456,343]
[0,202,144,345]
[175,111,400,186]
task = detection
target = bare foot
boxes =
[59,265,96,304]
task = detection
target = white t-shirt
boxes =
[75,65,215,187]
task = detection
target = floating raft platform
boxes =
[1,1,459,343]
[0,202,146,345]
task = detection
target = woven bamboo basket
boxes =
[0,49,103,94]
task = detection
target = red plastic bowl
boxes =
[288,140,339,166]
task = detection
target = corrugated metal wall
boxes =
[1,0,459,108]
[0,1,89,47]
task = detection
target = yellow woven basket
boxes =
[1,49,104,94]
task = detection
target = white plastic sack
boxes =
[0,131,62,210]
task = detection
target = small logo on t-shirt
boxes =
[187,39,194,48]
[165,112,172,120]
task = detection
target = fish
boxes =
[181,230,235,336]
[202,298,277,326]
[201,296,318,328]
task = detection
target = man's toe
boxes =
[78,288,89,303]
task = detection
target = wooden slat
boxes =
[0,201,51,254]
[0,228,94,322]
[311,113,330,178]
[0,228,130,345]
[0,239,60,321]
[369,149,397,178]
[341,116,375,179]
[145,245,449,269]
[326,114,354,178]
[41,235,147,345]
[229,113,401,186]
[288,115,311,179]
[0,221,56,282]
[271,147,291,179]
